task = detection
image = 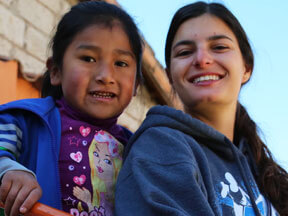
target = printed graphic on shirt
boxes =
[61,129,123,216]
[217,172,278,216]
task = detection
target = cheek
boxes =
[125,75,136,87]
[67,70,85,84]
[62,71,88,91]
[170,58,188,80]
[119,71,137,93]
[170,68,183,86]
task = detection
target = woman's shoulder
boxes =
[130,105,191,142]
[147,105,186,118]
[136,105,214,142]
[123,105,225,161]
[123,117,201,163]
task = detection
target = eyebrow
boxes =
[115,49,135,60]
[76,44,135,59]
[172,34,233,50]
[208,35,233,41]
[76,44,101,52]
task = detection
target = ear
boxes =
[47,57,61,85]
[241,65,252,84]
[133,80,139,96]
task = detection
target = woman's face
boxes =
[169,14,251,115]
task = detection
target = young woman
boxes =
[115,2,288,216]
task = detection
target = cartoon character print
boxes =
[219,172,278,216]
[72,130,124,216]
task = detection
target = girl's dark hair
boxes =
[42,1,143,99]
[165,2,288,214]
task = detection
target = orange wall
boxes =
[0,60,40,105]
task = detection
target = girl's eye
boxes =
[81,56,96,62]
[93,151,99,157]
[115,61,128,67]
[104,159,112,165]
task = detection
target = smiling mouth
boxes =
[89,91,116,99]
[190,74,223,84]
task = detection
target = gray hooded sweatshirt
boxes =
[115,105,278,216]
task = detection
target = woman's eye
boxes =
[213,45,229,51]
[93,151,99,157]
[81,56,96,62]
[104,159,112,165]
[115,61,128,67]
[176,50,192,57]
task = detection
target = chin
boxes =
[91,112,118,120]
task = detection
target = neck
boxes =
[187,103,237,142]
[56,97,119,128]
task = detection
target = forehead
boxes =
[173,14,236,43]
[69,23,132,50]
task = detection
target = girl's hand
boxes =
[0,170,42,216]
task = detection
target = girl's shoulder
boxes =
[0,96,56,114]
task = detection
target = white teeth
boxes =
[193,75,220,83]
[91,92,114,98]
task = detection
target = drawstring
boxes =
[225,137,261,216]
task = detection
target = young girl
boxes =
[115,2,288,216]
[0,1,143,216]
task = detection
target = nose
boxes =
[192,48,213,68]
[95,63,115,85]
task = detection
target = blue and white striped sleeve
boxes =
[0,112,35,178]
[0,123,23,159]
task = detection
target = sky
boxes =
[118,0,288,171]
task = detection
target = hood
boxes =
[0,96,56,117]
[124,105,234,160]
[123,105,262,216]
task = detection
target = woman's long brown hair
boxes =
[235,103,288,215]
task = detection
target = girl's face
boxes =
[169,14,251,115]
[51,23,137,119]
[93,142,114,181]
